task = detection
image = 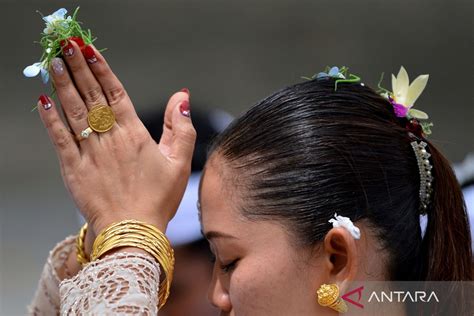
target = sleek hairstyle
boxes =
[208,78,472,282]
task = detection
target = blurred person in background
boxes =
[143,106,232,316]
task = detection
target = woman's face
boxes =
[198,158,328,316]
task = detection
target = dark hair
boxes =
[208,78,472,282]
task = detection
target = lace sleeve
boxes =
[59,251,161,315]
[28,235,77,316]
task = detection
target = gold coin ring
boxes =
[87,105,116,133]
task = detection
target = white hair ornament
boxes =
[328,213,361,240]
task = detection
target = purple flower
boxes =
[389,97,409,118]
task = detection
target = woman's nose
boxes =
[208,271,232,312]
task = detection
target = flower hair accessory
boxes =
[304,66,435,214]
[377,66,435,212]
[377,66,433,137]
[302,66,361,91]
[23,7,103,110]
[328,213,361,239]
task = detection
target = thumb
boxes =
[169,95,196,166]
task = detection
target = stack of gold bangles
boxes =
[76,220,175,309]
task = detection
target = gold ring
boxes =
[87,104,116,133]
[76,127,94,141]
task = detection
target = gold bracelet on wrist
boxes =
[90,220,175,309]
[76,223,89,266]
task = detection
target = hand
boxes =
[37,40,196,239]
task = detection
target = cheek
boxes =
[228,255,313,315]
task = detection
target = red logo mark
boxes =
[342,286,364,309]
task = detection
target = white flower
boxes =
[328,213,361,239]
[43,8,71,34]
[391,66,429,119]
[23,62,49,84]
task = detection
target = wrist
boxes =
[90,216,169,237]
[87,219,174,308]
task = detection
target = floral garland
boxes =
[304,66,433,136]
[23,7,102,110]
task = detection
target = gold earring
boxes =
[317,283,348,313]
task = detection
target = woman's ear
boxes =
[322,227,358,286]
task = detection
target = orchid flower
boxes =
[390,66,429,120]
[23,62,49,84]
[43,8,72,34]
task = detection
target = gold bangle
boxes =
[76,223,89,266]
[91,220,174,309]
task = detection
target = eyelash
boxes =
[210,254,238,274]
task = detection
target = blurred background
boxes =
[0,0,473,314]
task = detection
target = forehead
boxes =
[198,160,243,233]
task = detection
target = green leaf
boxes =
[408,109,429,120]
[420,122,434,135]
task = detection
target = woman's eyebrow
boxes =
[202,230,238,240]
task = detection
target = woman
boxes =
[29,39,471,315]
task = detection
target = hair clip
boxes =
[410,141,434,213]
[302,66,361,91]
[328,213,361,239]
[377,66,433,137]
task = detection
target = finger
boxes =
[169,95,196,166]
[158,90,190,156]
[49,58,90,135]
[84,44,139,123]
[61,39,108,110]
[37,94,81,168]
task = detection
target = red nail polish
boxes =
[180,88,190,96]
[69,36,85,49]
[39,94,52,110]
[60,37,86,57]
[60,40,74,57]
[83,45,97,64]
[179,100,190,117]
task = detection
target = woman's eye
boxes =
[209,252,238,273]
[220,259,238,274]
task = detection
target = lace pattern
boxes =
[59,251,161,315]
[28,235,77,315]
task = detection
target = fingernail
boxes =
[83,45,97,64]
[180,88,190,96]
[69,36,85,49]
[51,58,64,75]
[60,40,74,57]
[179,100,190,117]
[39,94,52,110]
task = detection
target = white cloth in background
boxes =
[166,173,202,246]
[454,153,474,257]
[463,186,474,255]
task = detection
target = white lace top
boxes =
[28,236,161,315]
